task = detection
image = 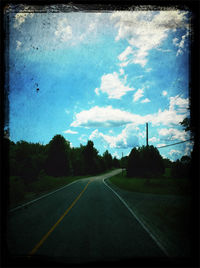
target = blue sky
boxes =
[7,7,193,161]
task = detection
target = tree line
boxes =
[8,133,191,185]
[9,134,120,186]
[122,145,191,179]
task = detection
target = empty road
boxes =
[7,169,166,265]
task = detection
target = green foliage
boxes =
[127,145,164,178]
[171,157,191,179]
[9,141,46,184]
[163,158,173,168]
[81,140,102,175]
[180,117,190,132]
[102,150,113,170]
[120,156,128,169]
[110,174,191,196]
[45,135,71,177]
[9,176,26,205]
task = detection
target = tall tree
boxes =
[102,150,113,170]
[127,145,164,178]
[82,140,99,175]
[45,135,71,177]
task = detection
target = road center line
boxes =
[28,179,92,256]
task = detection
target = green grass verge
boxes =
[9,174,88,209]
[109,173,191,196]
[108,173,192,256]
[9,169,116,209]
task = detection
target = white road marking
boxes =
[9,179,80,213]
[103,178,169,257]
[9,170,122,213]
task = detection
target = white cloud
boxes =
[71,106,138,127]
[111,10,189,67]
[55,18,72,42]
[95,88,100,96]
[63,129,78,134]
[173,31,189,56]
[119,68,125,75]
[89,129,99,140]
[89,124,139,149]
[157,143,166,147]
[139,131,146,138]
[169,149,182,156]
[149,137,159,143]
[145,68,152,72]
[95,72,135,99]
[169,95,189,114]
[78,134,87,143]
[184,141,194,156]
[158,128,189,141]
[14,11,34,28]
[133,88,144,102]
[162,90,167,96]
[118,46,134,61]
[16,40,22,50]
[71,95,188,128]
[141,98,150,103]
[112,151,120,159]
[65,109,70,114]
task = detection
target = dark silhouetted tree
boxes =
[82,140,99,175]
[127,145,164,178]
[102,150,113,170]
[45,135,71,177]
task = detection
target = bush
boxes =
[127,145,164,178]
[9,176,26,205]
[171,160,191,179]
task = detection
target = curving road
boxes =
[7,169,166,265]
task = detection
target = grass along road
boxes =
[107,174,192,257]
[9,169,118,210]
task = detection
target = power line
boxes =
[157,139,194,149]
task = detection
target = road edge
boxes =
[9,179,80,213]
[103,177,169,257]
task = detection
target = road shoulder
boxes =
[105,177,192,258]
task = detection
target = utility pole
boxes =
[146,122,148,147]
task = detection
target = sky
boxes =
[6,5,194,161]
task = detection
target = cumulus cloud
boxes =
[63,129,78,134]
[168,149,183,161]
[71,106,139,127]
[141,98,150,103]
[158,127,189,141]
[133,88,144,102]
[89,124,139,149]
[169,95,189,114]
[173,31,189,56]
[95,72,135,99]
[55,18,72,42]
[71,95,189,128]
[111,10,189,67]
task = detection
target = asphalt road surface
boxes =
[7,169,166,265]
